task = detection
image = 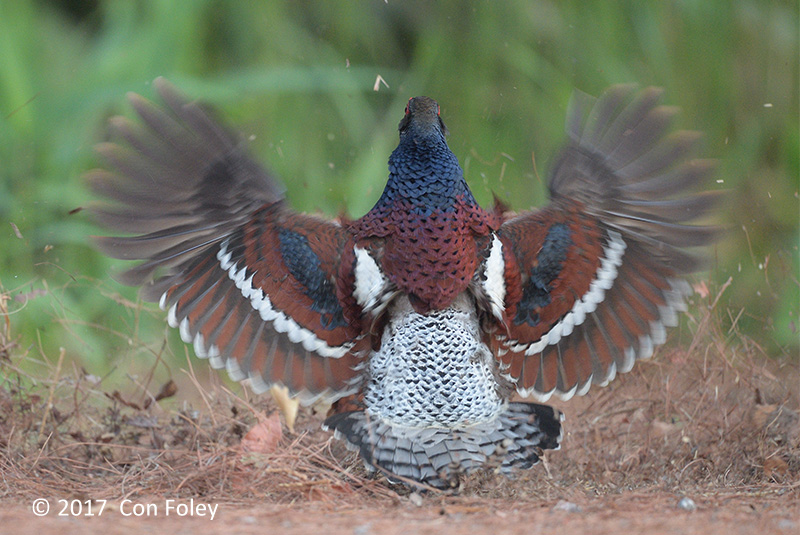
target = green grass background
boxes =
[1,0,797,386]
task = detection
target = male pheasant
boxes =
[90,79,718,488]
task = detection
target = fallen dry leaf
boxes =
[692,280,710,298]
[154,379,178,401]
[763,456,788,478]
[651,419,682,437]
[241,412,282,454]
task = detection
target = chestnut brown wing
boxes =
[90,78,363,402]
[495,85,720,400]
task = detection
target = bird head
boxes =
[398,96,449,141]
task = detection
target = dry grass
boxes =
[0,281,797,509]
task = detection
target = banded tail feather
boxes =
[324,402,563,489]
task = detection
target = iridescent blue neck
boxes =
[372,136,477,217]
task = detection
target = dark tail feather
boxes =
[323,403,563,489]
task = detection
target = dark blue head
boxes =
[368,97,476,217]
[398,96,449,142]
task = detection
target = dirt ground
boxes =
[1,297,798,534]
[1,491,798,535]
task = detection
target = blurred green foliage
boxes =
[1,0,797,381]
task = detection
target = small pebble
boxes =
[354,523,372,535]
[677,497,697,511]
[409,492,424,507]
[552,500,581,513]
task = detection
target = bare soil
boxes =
[1,295,798,534]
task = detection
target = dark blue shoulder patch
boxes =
[514,222,573,327]
[278,228,347,329]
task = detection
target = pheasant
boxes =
[90,79,718,489]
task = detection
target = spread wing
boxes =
[494,85,720,401]
[89,78,363,403]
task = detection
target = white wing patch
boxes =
[352,245,396,316]
[482,234,507,320]
[352,246,387,311]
